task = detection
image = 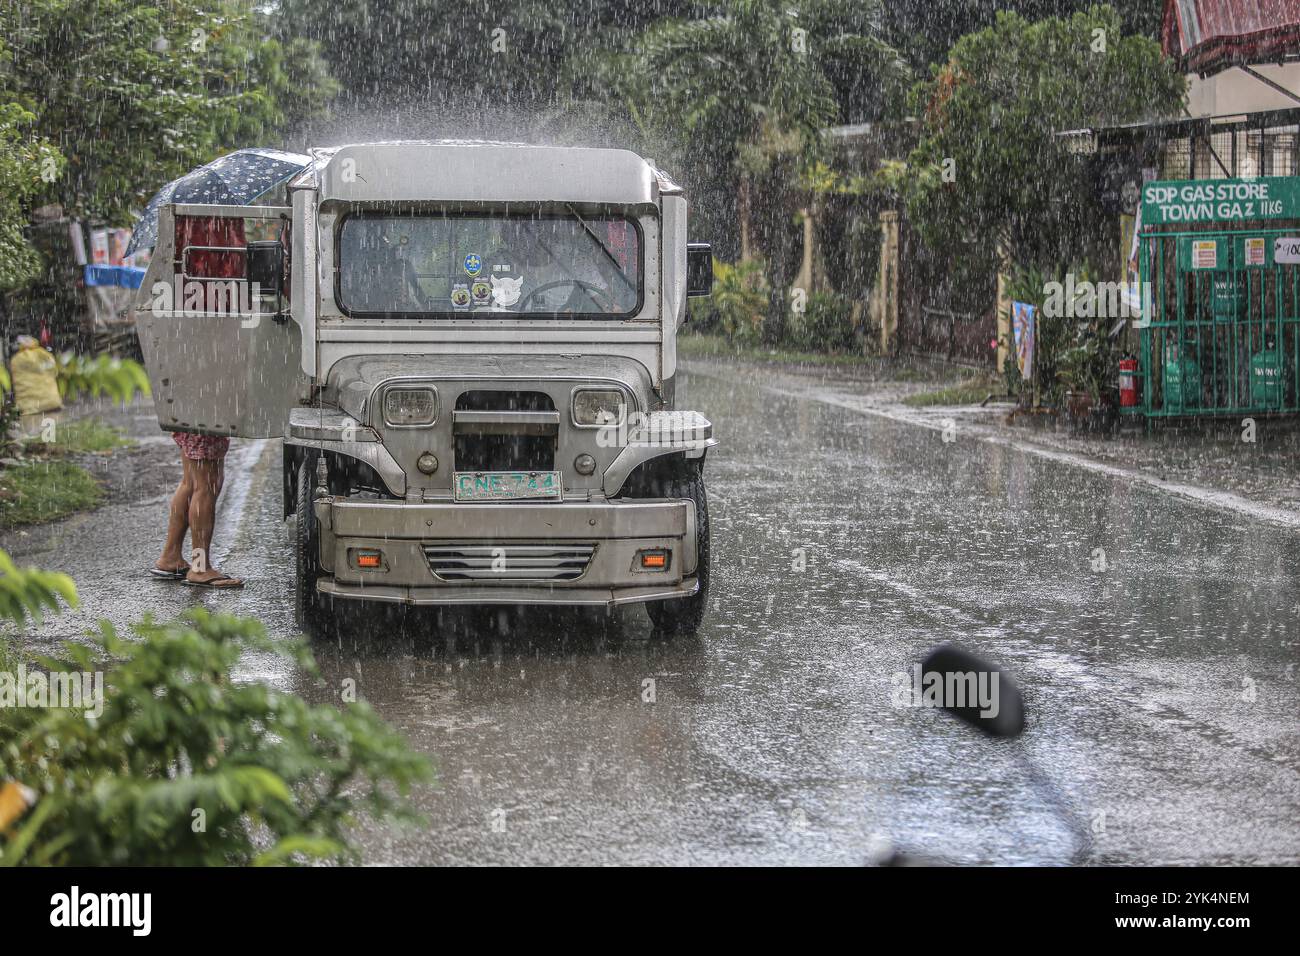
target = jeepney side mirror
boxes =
[247,240,285,297]
[686,243,712,297]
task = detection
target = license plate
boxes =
[453,470,562,502]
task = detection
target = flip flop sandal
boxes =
[148,565,191,580]
[182,574,245,590]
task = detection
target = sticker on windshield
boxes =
[491,274,523,307]
[470,280,491,305]
[450,283,471,310]
[464,253,482,276]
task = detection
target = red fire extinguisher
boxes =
[1119,354,1139,407]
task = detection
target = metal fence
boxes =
[895,223,997,366]
[1138,227,1300,417]
[1161,123,1300,180]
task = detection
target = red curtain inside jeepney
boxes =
[605,220,630,273]
[175,216,246,279]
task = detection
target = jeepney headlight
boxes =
[573,389,626,426]
[383,387,438,426]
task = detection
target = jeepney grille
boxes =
[423,543,595,582]
[453,390,557,472]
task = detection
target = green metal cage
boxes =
[1137,226,1300,417]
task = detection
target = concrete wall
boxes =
[1186,64,1300,117]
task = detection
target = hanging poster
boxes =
[1012,301,1035,382]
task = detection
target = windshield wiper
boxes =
[566,204,636,297]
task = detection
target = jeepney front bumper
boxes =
[313,496,698,607]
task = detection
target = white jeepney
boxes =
[135,141,716,634]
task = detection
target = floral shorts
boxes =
[172,430,230,461]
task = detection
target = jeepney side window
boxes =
[336,212,641,318]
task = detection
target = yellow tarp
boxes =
[8,344,61,415]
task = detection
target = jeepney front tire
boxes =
[295,453,328,635]
[645,465,710,636]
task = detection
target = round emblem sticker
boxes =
[464,253,482,276]
[450,285,471,308]
[470,280,491,304]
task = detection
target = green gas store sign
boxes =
[1142,177,1300,225]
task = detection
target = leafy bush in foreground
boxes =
[0,547,77,627]
[0,610,432,865]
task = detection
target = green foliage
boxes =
[882,0,1163,70]
[0,394,16,458]
[0,1,336,224]
[35,418,132,455]
[604,1,907,342]
[1002,261,1113,404]
[211,27,339,145]
[903,375,998,407]
[0,94,62,290]
[1056,324,1114,400]
[0,460,103,528]
[784,291,856,352]
[0,547,78,627]
[2,353,142,461]
[610,0,907,152]
[611,4,836,162]
[904,6,1185,276]
[690,259,768,345]
[277,1,698,114]
[0,610,433,866]
[1001,263,1056,398]
[678,331,871,367]
[54,353,150,405]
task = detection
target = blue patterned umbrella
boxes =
[124,147,310,257]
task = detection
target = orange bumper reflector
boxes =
[640,550,668,569]
[355,550,383,569]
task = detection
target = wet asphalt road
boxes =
[6,362,1300,865]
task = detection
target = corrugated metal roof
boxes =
[1163,0,1300,73]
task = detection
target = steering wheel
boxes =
[518,279,615,314]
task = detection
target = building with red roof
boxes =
[1163,0,1300,75]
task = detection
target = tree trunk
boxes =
[759,157,799,346]
[738,175,752,263]
[793,205,814,296]
[762,207,793,346]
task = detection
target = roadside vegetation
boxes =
[36,417,133,455]
[903,375,1002,408]
[1,357,148,529]
[0,554,433,865]
[0,547,75,681]
[612,3,1179,362]
[680,332,871,368]
[0,460,103,529]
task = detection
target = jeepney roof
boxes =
[293,140,681,205]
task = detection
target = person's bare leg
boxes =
[186,457,242,587]
[156,454,193,573]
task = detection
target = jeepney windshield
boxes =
[337,211,642,317]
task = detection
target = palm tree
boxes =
[610,0,904,342]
